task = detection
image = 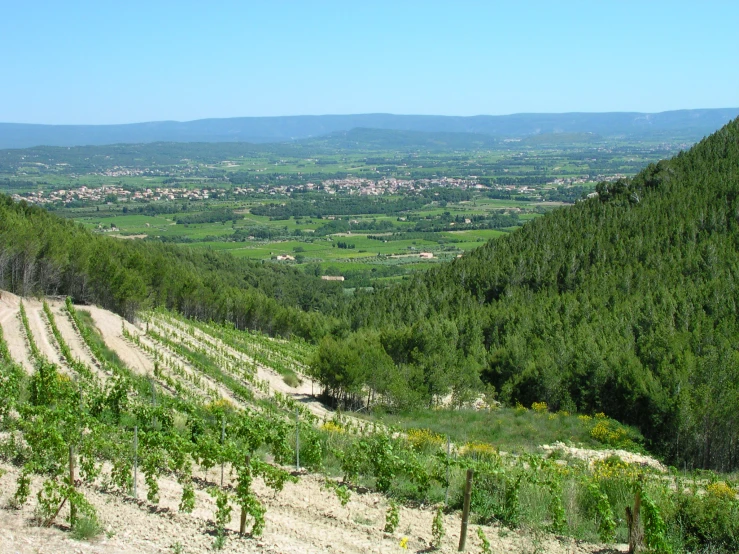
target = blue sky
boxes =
[2,1,737,124]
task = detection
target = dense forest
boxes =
[2,118,739,471]
[321,118,739,471]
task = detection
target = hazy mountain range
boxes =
[1,108,738,149]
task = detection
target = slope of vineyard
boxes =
[0,290,624,554]
[2,291,737,553]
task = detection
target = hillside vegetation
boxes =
[2,293,738,553]
[326,118,739,471]
[0,196,341,338]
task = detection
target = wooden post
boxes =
[445,435,451,505]
[133,426,138,499]
[295,408,300,471]
[626,481,643,553]
[69,445,76,524]
[239,455,251,534]
[220,417,226,488]
[458,468,474,551]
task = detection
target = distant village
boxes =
[11,177,484,206]
[10,173,619,207]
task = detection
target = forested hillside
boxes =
[0,197,341,338]
[329,118,739,470]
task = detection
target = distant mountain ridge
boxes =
[1,109,738,148]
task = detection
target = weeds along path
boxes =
[0,291,34,373]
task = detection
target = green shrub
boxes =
[71,514,103,541]
[669,486,739,552]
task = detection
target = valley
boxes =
[2,120,739,553]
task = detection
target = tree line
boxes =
[0,196,342,340]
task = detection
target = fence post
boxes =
[458,468,474,551]
[133,426,138,499]
[69,445,76,524]
[295,408,300,471]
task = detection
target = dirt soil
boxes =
[83,304,155,376]
[0,462,626,554]
[539,442,667,472]
[0,292,34,373]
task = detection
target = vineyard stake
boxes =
[69,444,76,524]
[445,435,451,505]
[220,417,226,488]
[133,426,138,499]
[626,478,643,553]
[295,407,300,471]
[239,455,251,534]
[458,468,474,551]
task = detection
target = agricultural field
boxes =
[0,136,680,287]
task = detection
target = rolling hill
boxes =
[1,108,738,148]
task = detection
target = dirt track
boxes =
[83,304,155,376]
[0,292,34,373]
[23,298,69,371]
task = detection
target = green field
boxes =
[3,137,671,286]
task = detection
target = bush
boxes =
[670,487,739,552]
[71,514,103,541]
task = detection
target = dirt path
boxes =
[45,300,111,382]
[0,291,34,373]
[48,301,98,368]
[83,304,155,375]
[0,461,625,554]
[22,298,73,374]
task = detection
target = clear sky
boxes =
[2,1,737,124]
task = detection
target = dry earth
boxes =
[0,463,626,554]
[539,443,667,472]
[0,293,34,373]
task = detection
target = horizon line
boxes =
[3,107,739,127]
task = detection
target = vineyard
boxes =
[1,290,738,553]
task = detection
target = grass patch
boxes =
[372,407,643,454]
[75,310,128,370]
[282,373,301,388]
[70,514,103,541]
